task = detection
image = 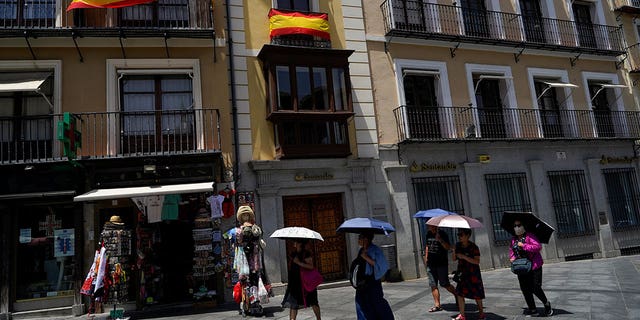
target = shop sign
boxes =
[599,155,638,165]
[410,161,457,172]
[54,229,75,257]
[39,213,61,237]
[19,228,31,244]
[294,172,334,181]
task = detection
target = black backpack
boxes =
[349,251,374,289]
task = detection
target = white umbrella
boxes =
[270,227,324,241]
[426,214,483,229]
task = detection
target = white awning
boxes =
[0,72,52,93]
[542,81,578,88]
[402,69,440,78]
[74,182,214,202]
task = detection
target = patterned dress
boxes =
[454,241,485,299]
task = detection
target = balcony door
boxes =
[0,0,55,27]
[0,72,53,162]
[520,0,545,43]
[120,0,190,28]
[461,0,489,38]
[403,73,440,139]
[572,2,597,48]
[475,77,506,138]
[588,83,615,138]
[120,74,195,154]
[534,81,563,138]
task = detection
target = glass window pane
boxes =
[281,122,296,145]
[313,67,328,110]
[24,0,55,19]
[603,168,640,230]
[0,2,18,20]
[16,206,76,300]
[277,0,310,11]
[0,98,13,141]
[276,66,292,110]
[333,121,347,144]
[332,68,347,111]
[296,66,312,110]
[122,77,155,135]
[548,171,595,237]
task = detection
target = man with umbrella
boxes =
[502,211,554,317]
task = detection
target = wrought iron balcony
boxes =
[623,43,640,72]
[393,105,640,142]
[0,108,221,165]
[381,0,625,56]
[0,0,214,38]
[613,0,640,14]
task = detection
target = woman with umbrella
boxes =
[281,239,322,320]
[503,212,554,317]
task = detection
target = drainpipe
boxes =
[225,0,241,187]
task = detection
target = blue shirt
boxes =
[363,243,389,280]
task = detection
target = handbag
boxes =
[511,257,532,275]
[349,254,374,289]
[300,268,324,292]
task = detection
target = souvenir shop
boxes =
[75,184,241,311]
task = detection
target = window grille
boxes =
[485,173,532,244]
[548,170,595,237]
[412,175,464,253]
[602,168,640,231]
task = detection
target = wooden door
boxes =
[283,193,346,281]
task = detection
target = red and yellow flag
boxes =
[268,8,330,40]
[67,0,154,11]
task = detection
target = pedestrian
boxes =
[510,219,553,316]
[282,239,321,320]
[423,224,456,312]
[353,231,395,320]
[452,228,485,320]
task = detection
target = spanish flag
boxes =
[67,0,154,11]
[268,8,330,40]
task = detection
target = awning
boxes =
[537,81,578,101]
[591,83,628,102]
[402,69,440,78]
[0,72,52,93]
[0,190,76,200]
[74,182,214,202]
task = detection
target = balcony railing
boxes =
[393,106,640,142]
[0,0,214,38]
[0,108,221,165]
[613,0,640,13]
[381,0,625,56]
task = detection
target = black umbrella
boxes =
[500,211,555,244]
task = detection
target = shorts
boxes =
[427,265,451,288]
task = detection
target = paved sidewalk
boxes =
[26,255,640,320]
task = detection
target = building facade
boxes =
[230,0,397,286]
[0,1,233,318]
[364,0,640,279]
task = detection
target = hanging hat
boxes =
[109,215,124,225]
[236,205,255,223]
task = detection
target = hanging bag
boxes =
[511,257,532,275]
[300,268,324,292]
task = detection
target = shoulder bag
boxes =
[300,268,324,292]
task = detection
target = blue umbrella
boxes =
[336,217,396,235]
[413,208,458,219]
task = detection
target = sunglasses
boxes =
[513,224,522,227]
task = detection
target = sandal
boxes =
[453,314,466,320]
[429,306,443,312]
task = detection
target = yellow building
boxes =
[0,0,233,316]
[364,0,640,280]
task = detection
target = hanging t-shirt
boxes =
[219,189,236,218]
[207,194,224,219]
[162,194,181,221]
[146,195,164,223]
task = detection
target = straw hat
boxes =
[236,205,255,223]
[109,215,124,225]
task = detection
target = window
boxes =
[16,205,76,300]
[485,173,532,244]
[0,0,55,27]
[588,81,615,138]
[534,80,563,138]
[603,168,640,231]
[276,0,310,11]
[413,176,465,252]
[572,1,596,49]
[403,73,441,139]
[120,0,190,28]
[120,74,195,154]
[259,45,353,158]
[548,170,595,237]
[475,76,506,138]
[0,72,53,161]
